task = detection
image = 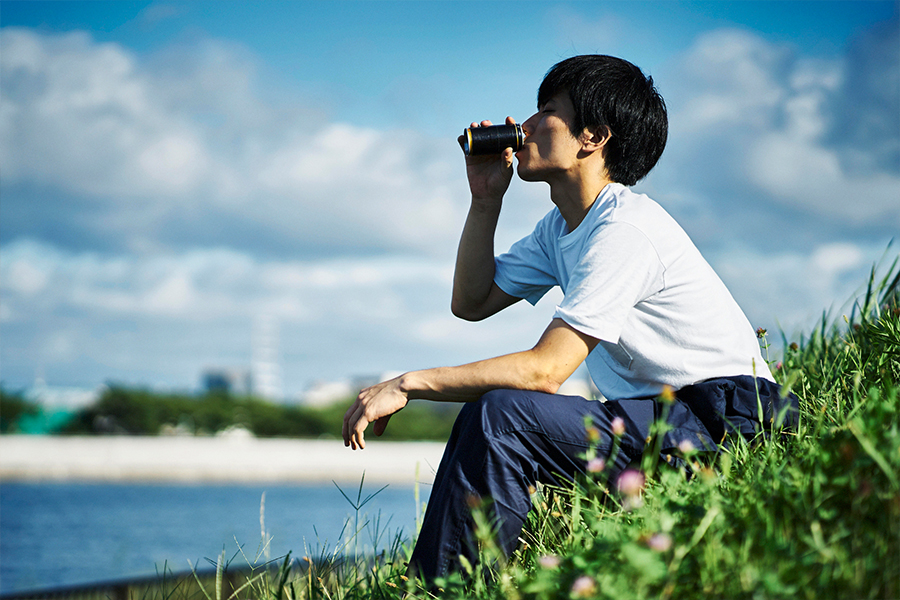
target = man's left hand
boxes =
[342,376,409,450]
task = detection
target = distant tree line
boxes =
[0,388,40,433]
[1,385,461,441]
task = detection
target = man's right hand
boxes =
[458,117,517,206]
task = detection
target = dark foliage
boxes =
[61,386,461,441]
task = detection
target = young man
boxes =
[342,55,797,581]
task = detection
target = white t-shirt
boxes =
[494,183,773,401]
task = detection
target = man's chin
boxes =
[516,164,541,182]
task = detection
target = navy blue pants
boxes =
[408,376,797,581]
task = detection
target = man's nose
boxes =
[521,113,538,136]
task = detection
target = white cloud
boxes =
[674,29,789,131]
[663,26,900,229]
[137,133,210,193]
[748,131,900,224]
[0,240,454,323]
[1,29,201,199]
[811,242,864,275]
[0,28,469,256]
[712,240,887,338]
[5,257,49,296]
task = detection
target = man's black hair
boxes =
[537,55,668,186]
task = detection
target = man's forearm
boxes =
[451,199,502,319]
[399,349,561,403]
[401,318,597,402]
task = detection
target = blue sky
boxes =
[1,1,898,400]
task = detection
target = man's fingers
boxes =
[353,403,371,450]
[342,406,351,446]
[342,400,360,446]
[352,430,365,450]
[342,398,369,450]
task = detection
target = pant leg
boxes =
[408,389,653,582]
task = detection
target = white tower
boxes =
[252,314,283,400]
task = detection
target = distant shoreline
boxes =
[0,435,446,485]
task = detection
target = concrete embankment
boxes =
[0,435,446,485]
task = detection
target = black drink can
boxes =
[463,123,525,156]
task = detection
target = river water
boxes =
[0,481,427,594]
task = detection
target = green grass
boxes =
[27,255,900,600]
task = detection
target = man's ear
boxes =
[580,125,611,154]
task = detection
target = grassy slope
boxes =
[98,259,900,600]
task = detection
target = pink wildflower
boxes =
[647,532,673,552]
[571,575,596,597]
[616,469,645,497]
[538,554,560,569]
[610,416,626,437]
[587,457,606,473]
[677,440,695,454]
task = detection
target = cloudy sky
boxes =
[1,0,898,400]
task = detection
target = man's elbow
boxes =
[535,379,562,395]
[529,367,564,396]
[451,300,487,322]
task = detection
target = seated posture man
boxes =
[342,55,797,582]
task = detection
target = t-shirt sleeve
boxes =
[493,226,558,306]
[554,222,665,343]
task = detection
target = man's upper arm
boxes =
[529,318,599,392]
[493,219,558,307]
[454,282,522,321]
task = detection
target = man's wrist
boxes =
[470,196,503,215]
[399,369,443,401]
[397,371,420,397]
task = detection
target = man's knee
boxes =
[462,388,550,437]
[455,391,507,440]
[479,388,524,411]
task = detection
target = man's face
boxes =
[516,92,584,183]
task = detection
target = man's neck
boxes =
[550,174,614,233]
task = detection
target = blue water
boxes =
[0,481,427,594]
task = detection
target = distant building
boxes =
[202,368,253,396]
[301,380,354,407]
[252,314,283,400]
[24,383,105,409]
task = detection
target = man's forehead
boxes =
[538,91,571,110]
